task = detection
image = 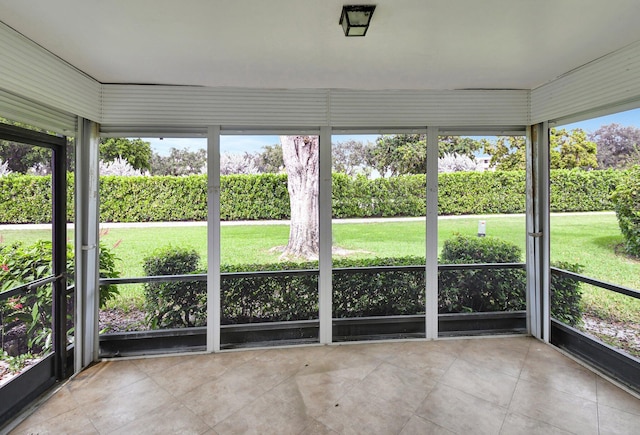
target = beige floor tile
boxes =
[298,345,383,381]
[509,378,598,435]
[345,340,413,361]
[386,341,458,378]
[131,353,191,374]
[79,376,174,433]
[499,412,573,435]
[219,354,300,393]
[458,337,529,377]
[10,408,98,435]
[596,376,640,416]
[147,353,229,397]
[66,360,148,404]
[211,348,267,367]
[11,385,78,426]
[107,402,211,435]
[519,354,597,401]
[279,372,357,418]
[179,370,266,427]
[598,404,640,435]
[399,415,455,434]
[439,358,518,407]
[359,361,436,412]
[299,419,339,434]
[416,383,508,435]
[527,341,589,371]
[316,385,413,435]
[213,386,316,435]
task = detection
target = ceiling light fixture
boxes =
[339,5,376,37]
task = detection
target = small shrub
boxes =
[221,261,318,323]
[142,247,206,329]
[550,262,584,326]
[332,256,425,317]
[612,165,640,257]
[438,235,526,313]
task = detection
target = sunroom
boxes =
[1,1,640,433]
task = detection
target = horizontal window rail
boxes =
[438,262,525,271]
[550,267,639,299]
[98,262,527,287]
[0,274,63,301]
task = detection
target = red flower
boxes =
[0,264,8,272]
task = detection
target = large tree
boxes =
[551,128,598,169]
[590,123,640,169]
[485,128,598,170]
[370,134,486,177]
[280,135,319,259]
[254,144,284,173]
[332,139,374,176]
[100,138,152,171]
[150,147,207,176]
[0,139,50,173]
[370,134,426,176]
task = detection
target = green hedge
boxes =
[142,242,583,329]
[612,166,640,257]
[0,169,624,224]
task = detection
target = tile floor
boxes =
[7,336,640,434]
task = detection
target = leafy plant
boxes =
[437,235,583,326]
[0,349,36,374]
[438,235,526,313]
[142,246,206,329]
[612,165,640,257]
[1,240,120,356]
[550,261,584,326]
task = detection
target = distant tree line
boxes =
[2,119,640,177]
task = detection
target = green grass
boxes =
[1,212,638,322]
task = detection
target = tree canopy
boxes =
[254,144,284,173]
[332,139,374,177]
[100,138,152,171]
[590,123,640,169]
[485,128,598,171]
[0,139,51,173]
[368,134,489,176]
[150,147,206,176]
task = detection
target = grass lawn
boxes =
[1,212,638,322]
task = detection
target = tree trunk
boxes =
[280,135,319,260]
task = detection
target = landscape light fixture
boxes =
[339,5,376,37]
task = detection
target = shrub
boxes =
[438,235,583,326]
[332,256,425,317]
[141,243,583,329]
[550,262,584,326]
[142,246,206,329]
[0,240,120,355]
[438,235,526,313]
[221,261,318,323]
[612,165,640,257]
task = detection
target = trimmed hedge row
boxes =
[142,237,583,330]
[0,169,624,224]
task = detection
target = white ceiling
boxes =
[2,0,640,91]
